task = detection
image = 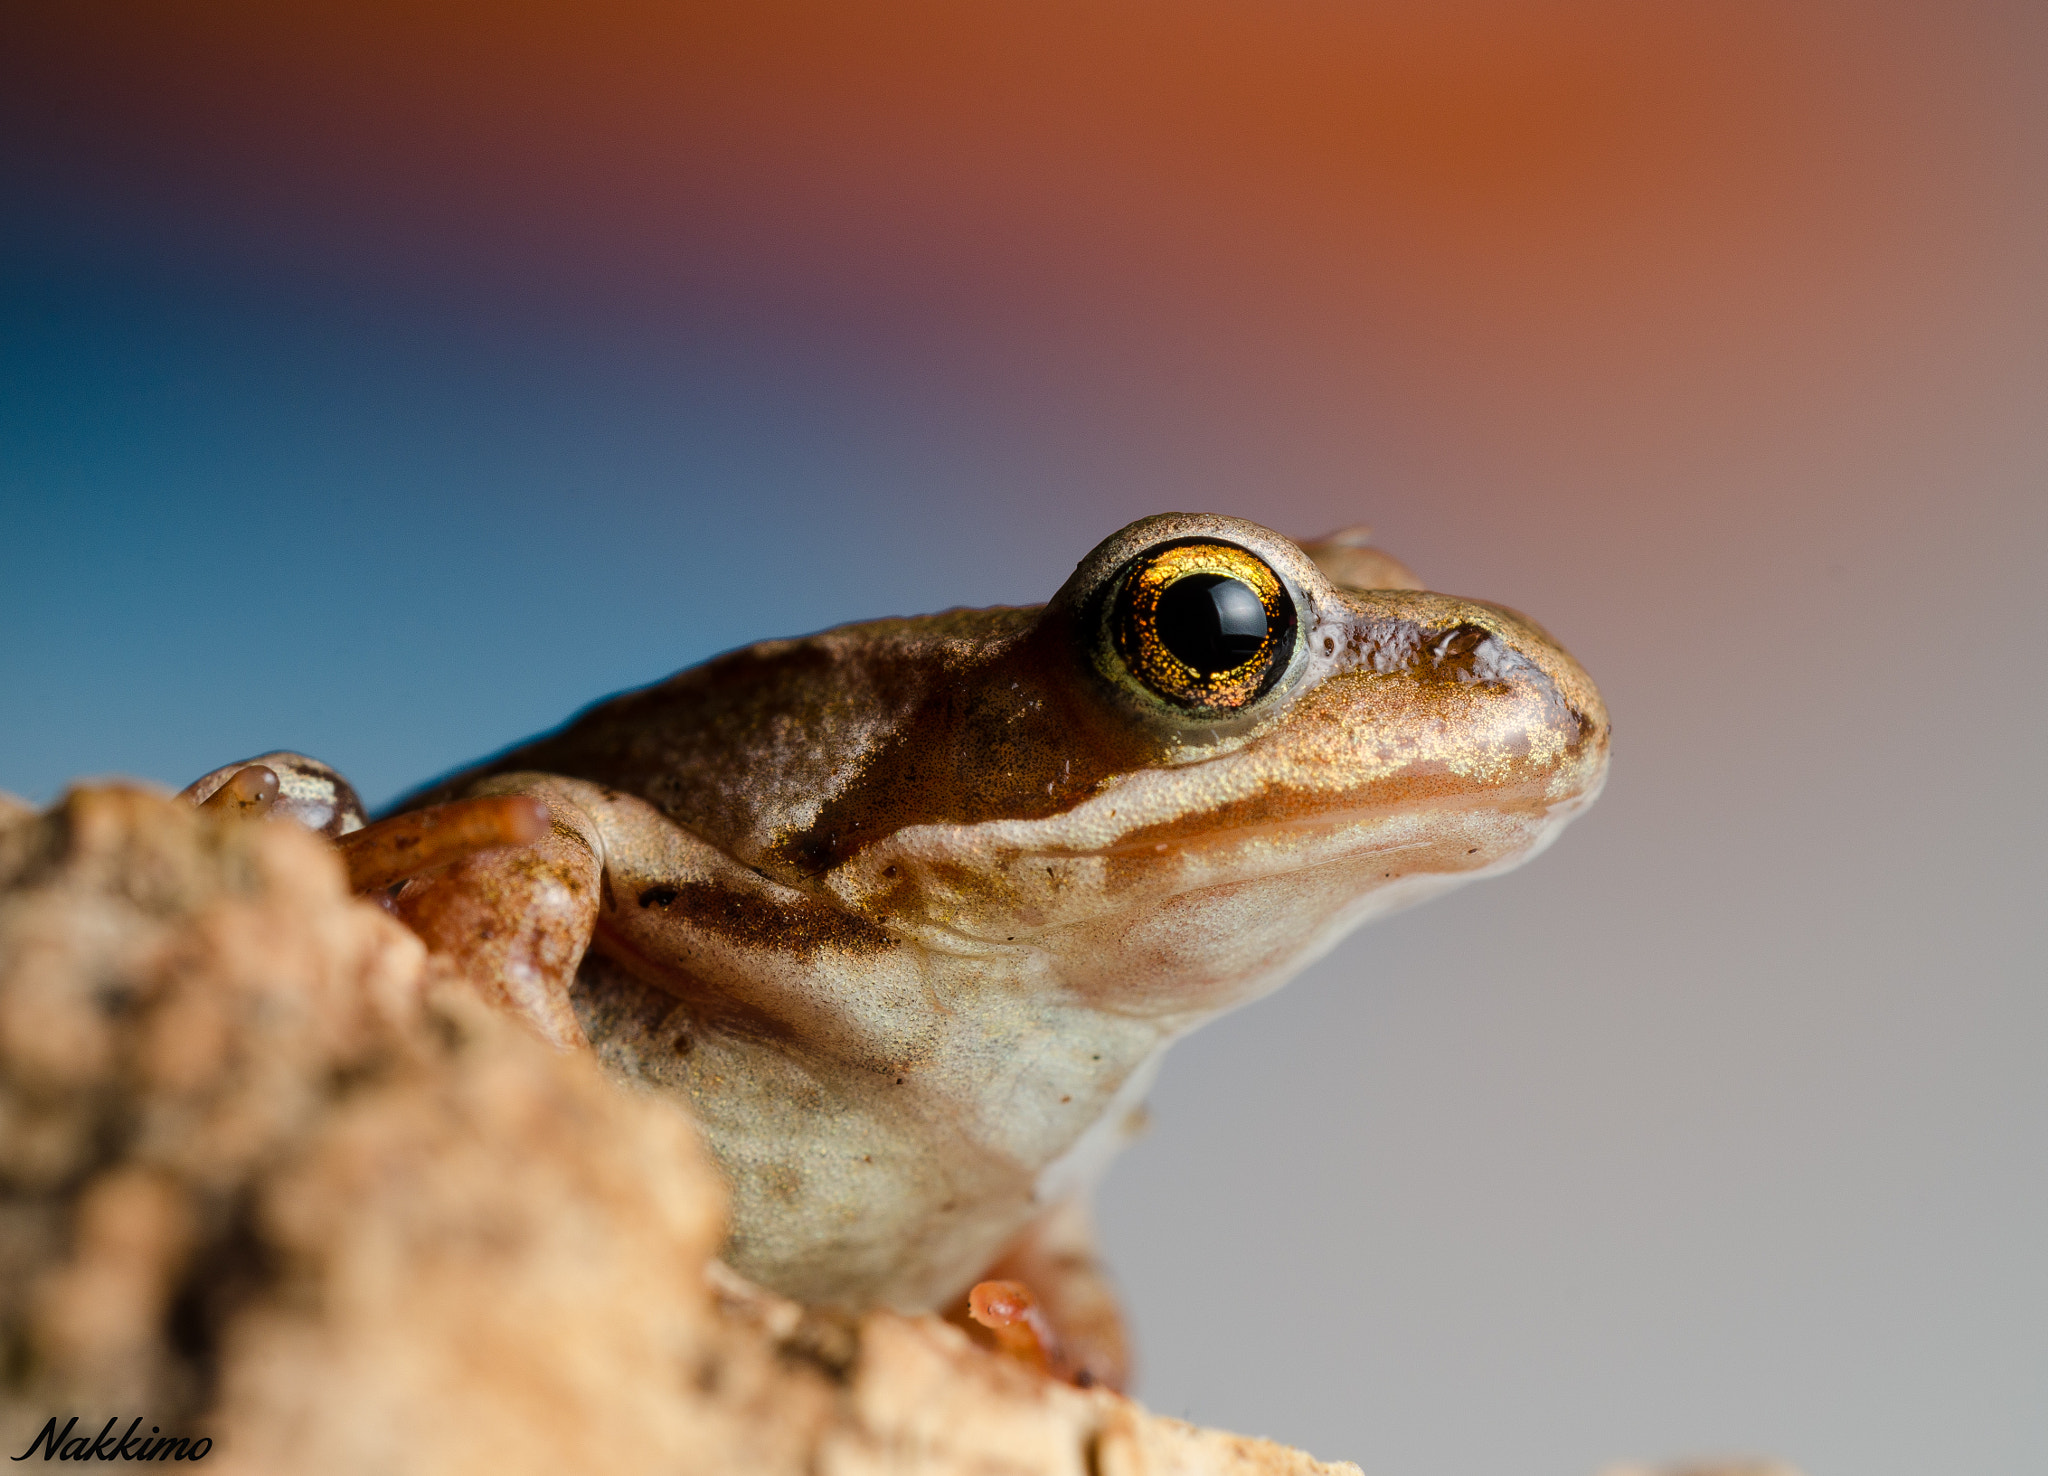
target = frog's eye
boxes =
[1110,541,1297,711]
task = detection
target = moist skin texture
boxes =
[383,513,1609,1381]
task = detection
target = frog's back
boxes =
[402,602,1158,881]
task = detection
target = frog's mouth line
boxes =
[889,804,1576,961]
[1087,811,1508,867]
[974,793,1579,912]
[1079,766,1580,863]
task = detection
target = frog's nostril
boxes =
[1430,624,1490,662]
[1428,624,1522,686]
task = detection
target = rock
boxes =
[0,786,1358,1475]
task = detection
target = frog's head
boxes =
[476,512,1606,1028]
[812,512,1610,1020]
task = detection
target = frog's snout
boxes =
[1318,587,1610,781]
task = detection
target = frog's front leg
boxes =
[180,755,588,1047]
[959,1196,1132,1392]
[385,774,609,1051]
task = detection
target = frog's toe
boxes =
[956,1199,1131,1391]
[965,1279,1062,1377]
[335,796,550,894]
[180,751,368,837]
[195,763,280,818]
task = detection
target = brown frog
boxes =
[181,512,1608,1387]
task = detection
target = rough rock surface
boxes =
[0,785,1360,1474]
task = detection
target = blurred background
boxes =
[3,3,2042,1471]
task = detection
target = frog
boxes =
[178,512,1608,1389]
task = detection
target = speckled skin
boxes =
[385,513,1608,1381]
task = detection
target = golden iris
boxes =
[1112,542,1293,710]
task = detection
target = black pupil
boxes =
[1155,574,1268,674]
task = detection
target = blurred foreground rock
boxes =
[0,785,1360,1474]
